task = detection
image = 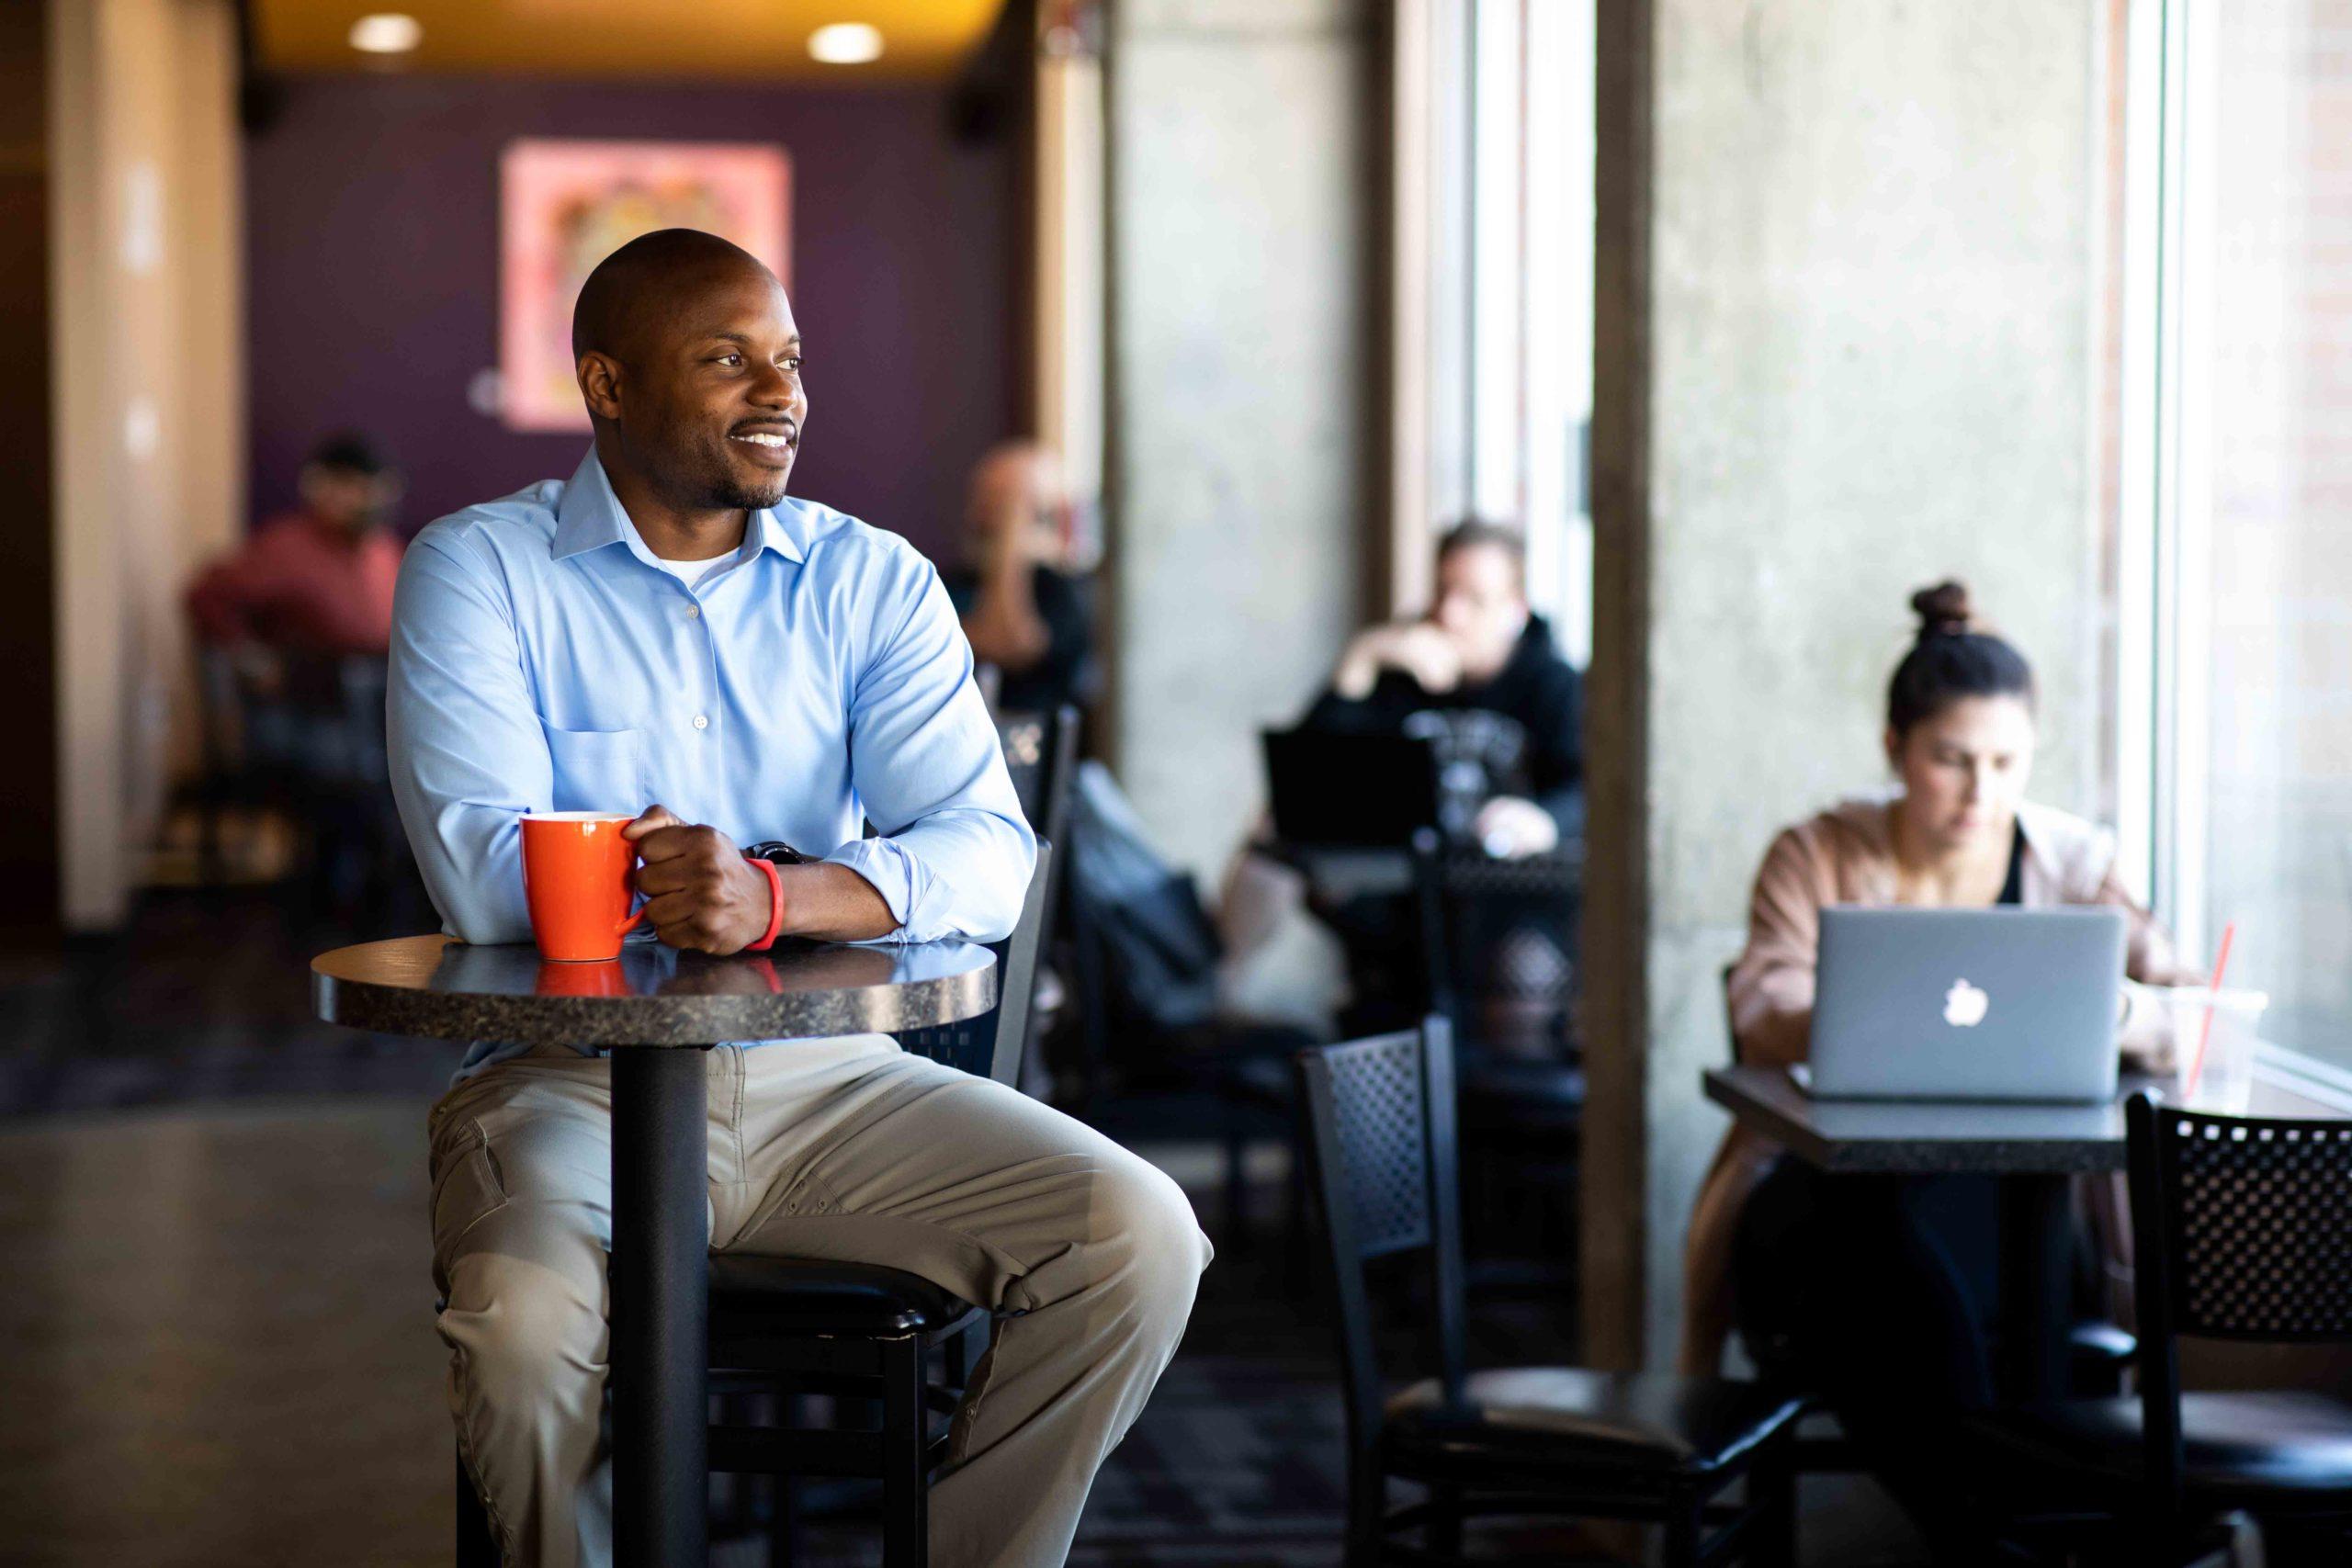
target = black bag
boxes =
[1067,762,1218,1033]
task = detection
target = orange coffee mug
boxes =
[521,812,647,962]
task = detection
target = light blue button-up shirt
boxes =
[386,448,1035,977]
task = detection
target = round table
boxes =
[312,934,998,1568]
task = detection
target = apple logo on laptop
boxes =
[1943,978,1990,1028]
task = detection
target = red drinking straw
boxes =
[2182,920,2236,1101]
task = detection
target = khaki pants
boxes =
[427,1036,1211,1568]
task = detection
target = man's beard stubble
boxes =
[679,427,792,513]
[710,468,790,511]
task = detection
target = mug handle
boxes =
[617,860,648,937]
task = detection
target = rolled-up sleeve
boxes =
[385,532,548,946]
[827,547,1036,944]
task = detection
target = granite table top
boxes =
[312,934,997,1047]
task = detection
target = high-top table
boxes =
[1705,1061,2352,1404]
[1702,1064,2150,1402]
[312,934,997,1568]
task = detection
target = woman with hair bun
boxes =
[1678,581,2187,1549]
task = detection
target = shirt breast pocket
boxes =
[541,725,645,815]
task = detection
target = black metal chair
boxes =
[1962,1092,2352,1563]
[454,842,1057,1568]
[1412,834,1585,1295]
[705,838,1056,1567]
[1413,835,1582,1059]
[996,705,1080,1088]
[189,648,415,916]
[1295,1018,1804,1566]
[994,705,1079,861]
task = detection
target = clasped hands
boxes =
[1332,620,1464,700]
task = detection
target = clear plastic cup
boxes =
[2160,987,2270,1115]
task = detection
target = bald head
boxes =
[967,442,1065,520]
[570,226,806,517]
[571,228,776,366]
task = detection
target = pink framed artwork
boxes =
[499,139,792,433]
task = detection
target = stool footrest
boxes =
[710,1424,882,1478]
[708,1422,956,1479]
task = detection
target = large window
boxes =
[2127,1,2352,1073]
[1392,0,1595,664]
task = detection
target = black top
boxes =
[1299,614,1585,831]
[942,564,1094,715]
[1997,823,2026,907]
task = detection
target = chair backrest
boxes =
[996,707,1078,1003]
[2127,1090,2352,1514]
[994,705,1080,858]
[893,840,1054,1088]
[1295,1017,1469,1462]
[196,646,242,773]
[1411,831,1581,1056]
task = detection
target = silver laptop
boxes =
[1805,906,2128,1103]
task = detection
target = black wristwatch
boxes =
[743,840,812,867]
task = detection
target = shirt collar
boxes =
[747,497,808,563]
[551,446,807,567]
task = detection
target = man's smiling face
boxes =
[592,257,808,513]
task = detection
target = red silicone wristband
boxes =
[742,854,786,953]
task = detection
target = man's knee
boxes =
[443,1256,606,1419]
[1088,1153,1212,1335]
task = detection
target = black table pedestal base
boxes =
[2002,1172,2075,1403]
[611,1044,709,1568]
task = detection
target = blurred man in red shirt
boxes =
[187,434,404,683]
[187,434,410,908]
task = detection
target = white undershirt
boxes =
[648,549,741,594]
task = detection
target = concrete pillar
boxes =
[1586,0,2108,1368]
[1105,0,1374,879]
[48,0,243,928]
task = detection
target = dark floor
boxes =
[0,886,1929,1566]
[0,886,463,1119]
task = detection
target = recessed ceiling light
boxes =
[808,22,884,65]
[348,13,423,54]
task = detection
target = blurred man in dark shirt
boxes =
[187,433,404,686]
[1300,520,1583,855]
[941,441,1094,714]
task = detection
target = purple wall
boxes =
[243,74,1014,561]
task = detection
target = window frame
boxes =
[2125,0,2349,1093]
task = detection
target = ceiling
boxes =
[252,0,1004,81]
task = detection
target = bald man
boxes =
[943,441,1096,712]
[388,230,1209,1568]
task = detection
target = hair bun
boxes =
[1910,580,1973,639]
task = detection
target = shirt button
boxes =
[692,714,709,730]
[684,604,700,620]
